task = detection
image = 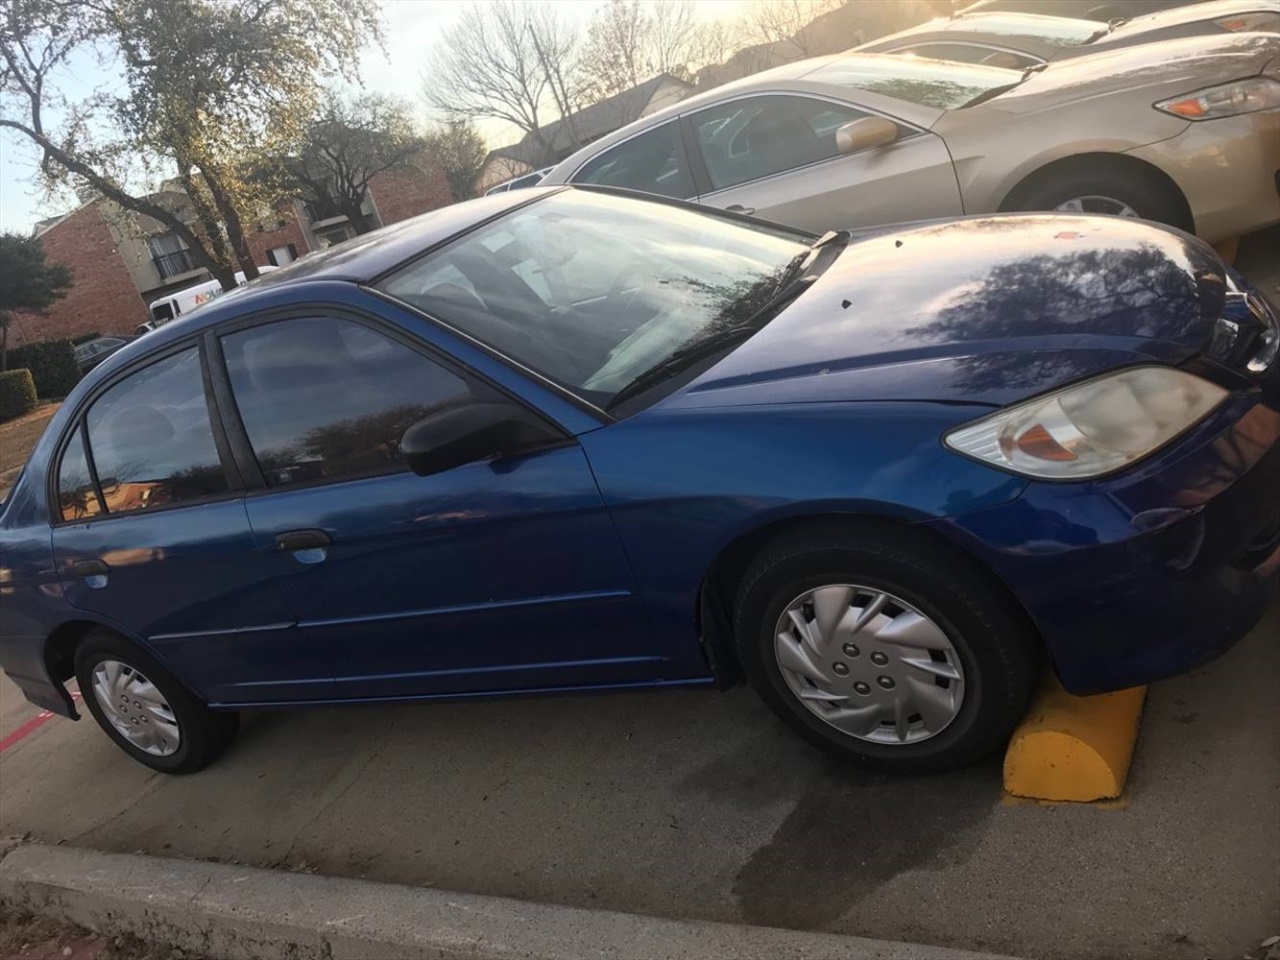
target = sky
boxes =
[0,0,747,236]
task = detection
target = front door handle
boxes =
[70,559,109,578]
[69,558,109,588]
[276,529,332,552]
[725,204,755,215]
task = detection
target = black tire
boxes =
[734,524,1038,774]
[1013,167,1190,232]
[74,629,239,774]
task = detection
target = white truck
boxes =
[138,266,278,335]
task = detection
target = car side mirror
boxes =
[836,117,899,155]
[400,401,562,478]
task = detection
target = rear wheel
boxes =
[74,629,238,774]
[734,525,1038,773]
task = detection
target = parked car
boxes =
[72,336,134,375]
[858,1,1280,68]
[2,187,1277,775]
[484,167,554,195]
[955,0,1209,20]
[539,34,1280,243]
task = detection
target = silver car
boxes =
[540,33,1280,243]
[859,0,1280,69]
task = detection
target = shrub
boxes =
[70,331,102,345]
[0,368,37,422]
[7,339,80,398]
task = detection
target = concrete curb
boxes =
[0,842,1022,960]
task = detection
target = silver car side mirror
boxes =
[836,117,899,155]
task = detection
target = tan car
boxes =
[858,1,1280,70]
[540,33,1280,243]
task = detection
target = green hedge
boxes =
[7,339,80,398]
[0,368,38,422]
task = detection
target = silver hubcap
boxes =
[773,585,965,745]
[90,659,181,757]
[1053,195,1139,218]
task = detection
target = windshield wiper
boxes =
[607,275,819,410]
[607,233,847,411]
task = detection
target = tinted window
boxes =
[572,122,694,199]
[892,43,1043,68]
[222,317,474,487]
[85,348,228,514]
[58,431,102,521]
[693,96,866,192]
[806,55,1021,109]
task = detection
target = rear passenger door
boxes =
[684,94,963,232]
[49,343,319,705]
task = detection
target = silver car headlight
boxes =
[944,367,1228,480]
[1155,77,1280,120]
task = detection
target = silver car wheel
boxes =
[1053,196,1140,218]
[91,659,181,757]
[773,584,965,745]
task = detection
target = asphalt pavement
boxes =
[1,228,1278,960]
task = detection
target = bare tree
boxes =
[421,120,488,202]
[277,91,422,235]
[424,1,583,166]
[742,0,842,60]
[578,0,729,107]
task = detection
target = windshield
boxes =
[377,190,811,408]
[805,54,1022,109]
[952,13,1105,46]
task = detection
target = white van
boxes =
[143,265,278,331]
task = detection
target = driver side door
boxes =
[683,94,963,233]
[214,312,657,701]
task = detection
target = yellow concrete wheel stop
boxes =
[1003,676,1147,803]
[1212,236,1240,265]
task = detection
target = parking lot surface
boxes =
[2,598,1276,960]
[2,229,1278,960]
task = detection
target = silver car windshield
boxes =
[950,13,1106,45]
[377,190,810,407]
[807,54,1023,109]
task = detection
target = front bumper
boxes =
[928,389,1280,695]
[1125,108,1280,244]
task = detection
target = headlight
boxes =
[1215,11,1280,31]
[1155,77,1280,120]
[944,367,1227,480]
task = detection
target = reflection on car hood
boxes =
[972,32,1279,114]
[674,214,1227,409]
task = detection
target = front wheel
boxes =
[75,629,238,774]
[734,526,1038,773]
[1013,168,1189,232]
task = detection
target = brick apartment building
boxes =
[13,161,453,347]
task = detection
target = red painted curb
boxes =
[0,693,81,754]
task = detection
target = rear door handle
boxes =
[276,529,332,552]
[725,204,755,215]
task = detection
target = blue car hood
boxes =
[673,214,1228,409]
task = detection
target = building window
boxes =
[147,233,197,280]
[267,244,298,266]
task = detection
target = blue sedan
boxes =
[1,187,1277,774]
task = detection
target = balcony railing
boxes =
[152,248,198,280]
[302,200,347,224]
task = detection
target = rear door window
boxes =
[84,347,229,514]
[571,122,694,199]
